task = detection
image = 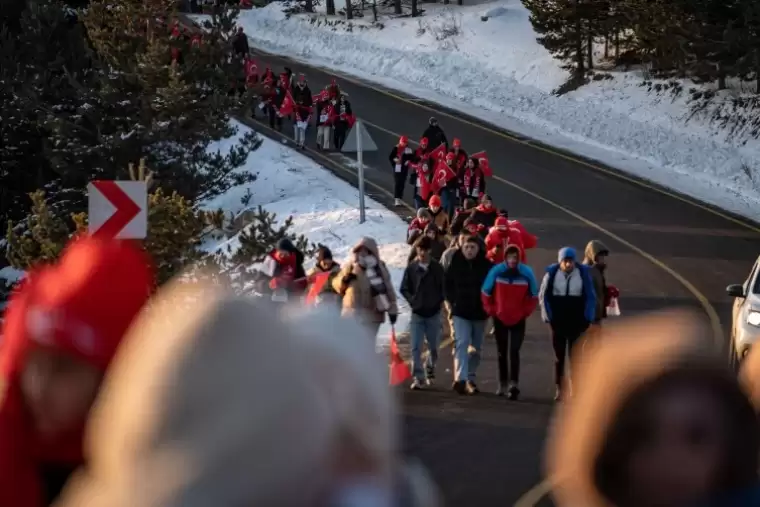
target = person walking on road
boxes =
[425,195,450,238]
[407,223,447,264]
[582,240,610,348]
[450,197,477,236]
[333,94,352,150]
[334,237,399,339]
[422,117,448,151]
[539,247,597,401]
[481,245,538,400]
[401,237,445,390]
[389,135,414,207]
[444,235,492,395]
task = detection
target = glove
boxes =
[388,313,398,325]
[269,277,279,290]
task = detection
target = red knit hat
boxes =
[399,135,409,146]
[429,195,442,208]
[495,216,509,230]
[2,237,154,374]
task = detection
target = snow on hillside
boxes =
[204,121,411,347]
[236,0,760,222]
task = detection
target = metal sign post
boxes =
[341,119,378,225]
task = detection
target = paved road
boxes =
[238,46,760,506]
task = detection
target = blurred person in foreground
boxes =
[334,237,399,338]
[0,237,153,507]
[55,281,441,507]
[548,310,760,507]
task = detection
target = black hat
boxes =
[316,244,333,261]
[429,117,437,125]
[276,238,296,253]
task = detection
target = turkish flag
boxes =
[471,150,492,177]
[428,143,447,161]
[305,271,331,305]
[389,327,412,386]
[279,90,295,117]
[429,159,457,195]
[410,163,431,201]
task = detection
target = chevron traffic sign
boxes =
[87,181,147,239]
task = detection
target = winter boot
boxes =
[507,383,520,401]
[452,380,466,395]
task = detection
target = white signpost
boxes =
[341,119,378,224]
[88,181,148,239]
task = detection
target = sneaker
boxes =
[495,382,506,396]
[507,384,520,401]
[466,381,480,395]
[410,378,424,391]
[452,380,467,394]
[554,386,562,402]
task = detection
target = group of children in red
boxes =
[387,132,492,219]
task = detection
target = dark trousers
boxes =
[393,171,408,200]
[551,323,586,386]
[334,121,348,150]
[493,319,526,384]
[268,106,282,130]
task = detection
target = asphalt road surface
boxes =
[237,45,760,507]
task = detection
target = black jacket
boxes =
[388,146,415,174]
[470,206,498,234]
[422,124,448,150]
[292,84,313,106]
[232,32,249,56]
[450,208,472,236]
[400,260,445,318]
[444,249,492,321]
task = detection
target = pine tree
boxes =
[522,0,601,88]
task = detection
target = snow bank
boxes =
[204,121,411,348]
[236,0,760,222]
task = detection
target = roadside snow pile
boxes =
[237,0,760,222]
[204,121,411,348]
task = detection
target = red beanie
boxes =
[2,237,154,375]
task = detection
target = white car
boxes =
[727,257,760,366]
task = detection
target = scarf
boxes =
[358,256,389,312]
[463,167,481,195]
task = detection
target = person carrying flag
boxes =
[306,245,342,308]
[460,157,486,201]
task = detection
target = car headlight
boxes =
[748,311,760,327]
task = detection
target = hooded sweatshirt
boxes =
[55,282,441,507]
[0,237,152,507]
[548,310,760,507]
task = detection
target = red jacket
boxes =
[407,218,430,238]
[267,251,308,293]
[0,237,153,507]
[481,262,539,326]
[509,220,537,250]
[485,228,525,264]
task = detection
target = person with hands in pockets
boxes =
[401,237,445,390]
[481,244,538,400]
[539,246,597,401]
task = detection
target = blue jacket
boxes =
[539,263,596,324]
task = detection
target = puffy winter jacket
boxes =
[400,261,445,318]
[481,262,538,326]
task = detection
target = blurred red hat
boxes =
[1,236,154,375]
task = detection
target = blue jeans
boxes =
[410,312,442,380]
[452,316,486,382]
[440,188,456,218]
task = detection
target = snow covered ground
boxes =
[235,0,760,222]
[204,121,411,348]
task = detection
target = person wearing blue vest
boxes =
[539,246,596,401]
